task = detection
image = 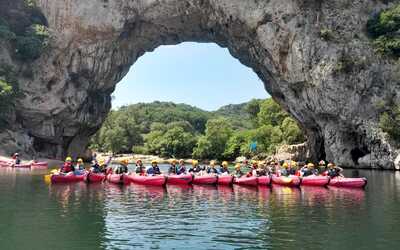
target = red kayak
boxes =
[257,176,271,186]
[234,176,258,186]
[31,162,48,169]
[125,174,166,186]
[217,175,234,185]
[51,173,85,183]
[86,172,106,183]
[272,175,301,187]
[329,177,367,188]
[192,175,217,185]
[301,175,330,187]
[107,174,125,184]
[167,174,193,185]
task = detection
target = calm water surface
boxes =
[0,167,399,250]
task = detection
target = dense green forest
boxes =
[89,98,305,160]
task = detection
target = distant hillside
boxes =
[213,102,259,130]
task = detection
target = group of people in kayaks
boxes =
[51,156,367,188]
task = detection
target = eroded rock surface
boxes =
[1,0,399,169]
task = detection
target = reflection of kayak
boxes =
[86,172,105,183]
[51,173,85,183]
[329,177,367,188]
[272,175,301,187]
[31,162,48,169]
[167,174,193,185]
[301,175,330,187]
[217,175,234,185]
[107,174,125,184]
[125,174,166,186]
[234,176,258,186]
[257,176,271,186]
[14,163,31,168]
[192,175,217,185]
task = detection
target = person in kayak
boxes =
[168,159,179,175]
[74,158,86,175]
[233,163,244,178]
[287,161,297,175]
[257,161,270,176]
[300,163,316,177]
[318,160,326,173]
[90,160,102,173]
[12,153,21,165]
[280,162,290,176]
[135,159,146,176]
[60,157,74,173]
[207,160,219,174]
[189,160,201,174]
[327,163,344,177]
[246,161,259,177]
[115,159,129,174]
[177,159,187,175]
[147,160,161,176]
[219,161,230,175]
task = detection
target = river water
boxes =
[0,167,399,250]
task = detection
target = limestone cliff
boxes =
[0,0,399,169]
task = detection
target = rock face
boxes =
[1,0,400,169]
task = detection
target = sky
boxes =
[112,42,269,111]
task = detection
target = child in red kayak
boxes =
[135,159,146,176]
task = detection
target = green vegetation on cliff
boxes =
[0,0,49,60]
[367,4,400,56]
[90,98,305,159]
[380,103,400,143]
[0,65,20,127]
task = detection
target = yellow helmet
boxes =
[235,163,241,169]
[65,157,72,162]
[120,159,129,165]
[192,159,199,166]
[327,163,334,168]
[99,159,105,165]
[170,159,177,164]
[282,162,288,168]
[77,158,83,163]
[307,163,315,168]
[291,161,297,167]
[179,159,185,164]
[222,161,228,167]
[151,160,158,164]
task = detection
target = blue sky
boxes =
[112,42,269,111]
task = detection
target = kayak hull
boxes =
[217,175,234,185]
[192,175,217,185]
[51,173,85,183]
[257,176,271,186]
[31,162,48,169]
[167,174,193,185]
[234,176,258,186]
[125,175,166,186]
[107,174,125,184]
[329,177,367,188]
[272,175,301,187]
[301,176,330,187]
[86,173,106,183]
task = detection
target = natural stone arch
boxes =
[2,0,399,169]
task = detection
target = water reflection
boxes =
[2,169,400,249]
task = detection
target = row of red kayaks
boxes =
[50,172,367,188]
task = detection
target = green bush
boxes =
[16,24,49,60]
[0,25,16,40]
[380,104,400,142]
[367,5,400,56]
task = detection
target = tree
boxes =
[281,117,305,145]
[193,118,233,160]
[258,98,289,127]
